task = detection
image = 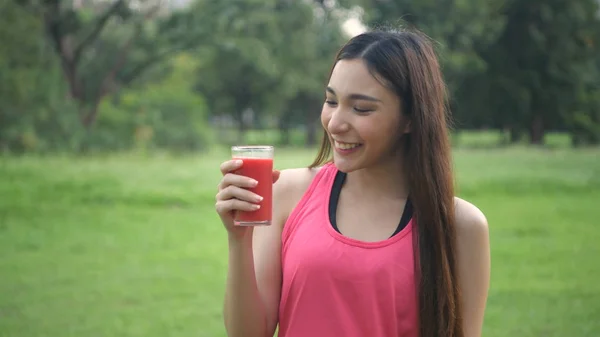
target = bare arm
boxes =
[221,168,313,337]
[455,198,491,337]
[224,231,271,337]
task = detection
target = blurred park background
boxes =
[0,0,599,336]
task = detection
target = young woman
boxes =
[215,28,491,337]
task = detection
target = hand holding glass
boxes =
[231,146,274,226]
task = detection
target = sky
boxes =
[342,16,367,37]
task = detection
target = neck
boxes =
[344,155,409,200]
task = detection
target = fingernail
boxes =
[256,196,263,202]
[253,204,261,210]
[235,160,243,165]
[251,179,258,186]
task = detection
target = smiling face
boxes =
[321,58,410,173]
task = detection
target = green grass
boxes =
[1,146,599,337]
[451,131,572,149]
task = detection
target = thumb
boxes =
[272,170,281,184]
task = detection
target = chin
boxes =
[332,156,359,173]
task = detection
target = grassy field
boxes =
[1,145,599,337]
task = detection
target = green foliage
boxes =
[344,0,600,145]
[193,0,345,145]
[94,54,212,153]
[353,0,505,97]
[347,0,507,133]
[2,0,599,152]
[0,1,83,153]
[469,0,600,144]
[569,86,600,146]
[0,0,217,154]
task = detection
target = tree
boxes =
[270,0,346,147]
[334,0,506,133]
[97,53,211,152]
[194,0,346,146]
[17,0,207,135]
[0,0,75,152]
[480,0,600,144]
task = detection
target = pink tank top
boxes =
[278,162,419,337]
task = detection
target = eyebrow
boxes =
[326,86,381,103]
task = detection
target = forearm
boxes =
[223,233,268,337]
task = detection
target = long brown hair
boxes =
[309,28,463,337]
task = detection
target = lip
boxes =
[333,140,363,155]
[332,138,362,145]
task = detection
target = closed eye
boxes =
[326,100,372,114]
[354,107,373,113]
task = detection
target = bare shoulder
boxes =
[452,197,490,257]
[454,197,489,235]
[275,167,320,193]
[273,166,321,226]
[453,197,491,336]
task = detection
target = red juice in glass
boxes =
[231,146,274,226]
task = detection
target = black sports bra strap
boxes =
[329,170,412,238]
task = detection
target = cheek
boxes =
[364,116,401,146]
[320,105,331,128]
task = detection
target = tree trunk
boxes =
[81,100,101,130]
[279,113,291,146]
[236,110,246,145]
[529,114,545,145]
[306,121,318,147]
[305,99,320,147]
[509,126,521,143]
[77,103,100,154]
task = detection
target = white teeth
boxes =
[334,141,361,150]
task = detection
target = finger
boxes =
[272,170,281,184]
[218,173,258,191]
[217,185,263,204]
[215,199,260,214]
[220,159,243,175]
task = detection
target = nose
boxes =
[326,107,350,134]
